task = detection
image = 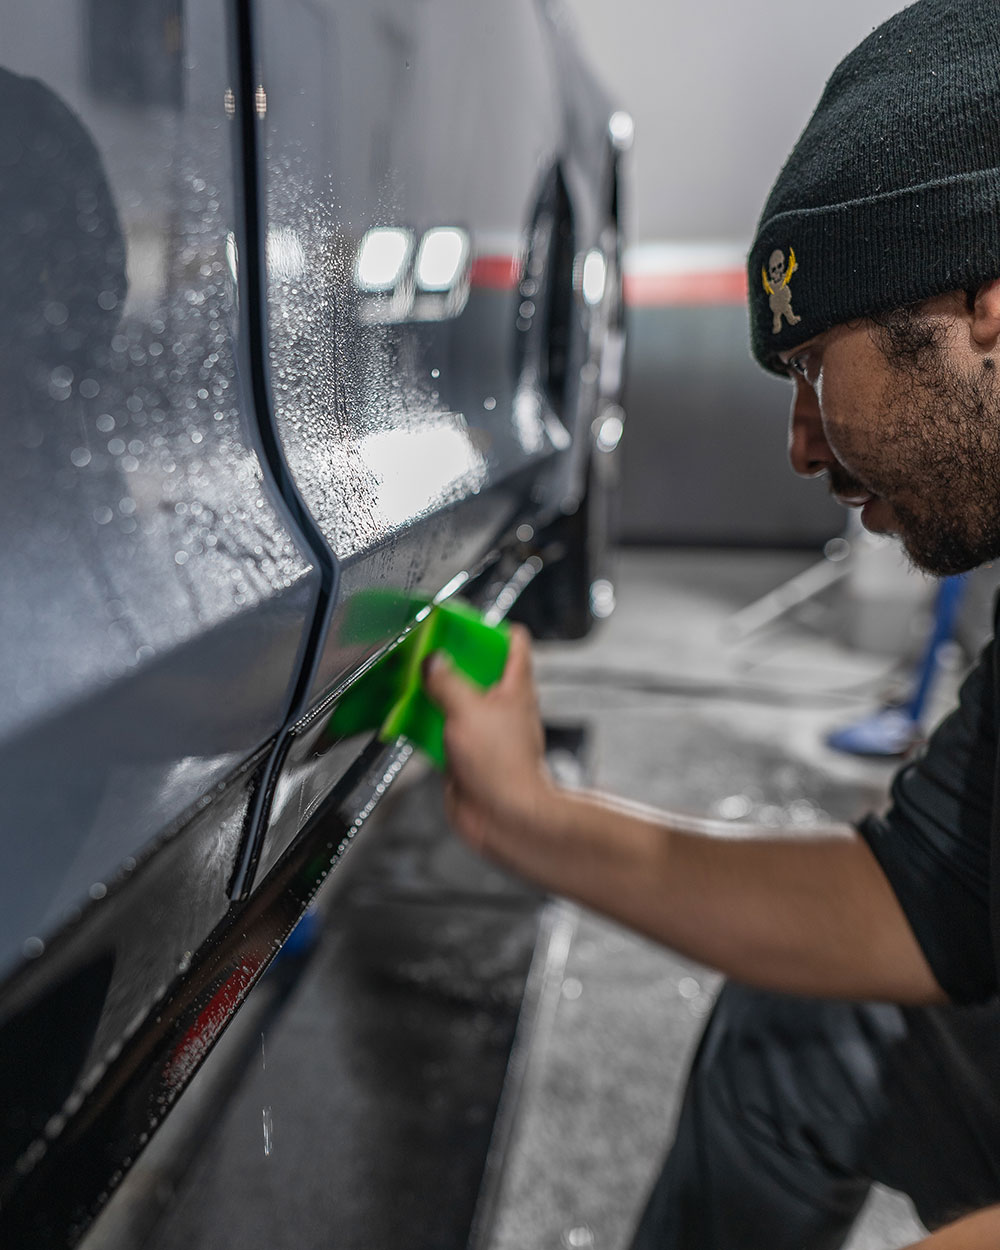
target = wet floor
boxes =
[487,548,929,1250]
[86,547,951,1250]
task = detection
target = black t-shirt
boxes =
[858,619,998,1003]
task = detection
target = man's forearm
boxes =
[422,635,946,1004]
[910,1206,1000,1247]
[520,786,946,1004]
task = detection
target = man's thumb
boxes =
[422,650,477,712]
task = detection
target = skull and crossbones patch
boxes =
[761,248,801,334]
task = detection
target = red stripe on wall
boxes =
[624,268,748,309]
[469,254,523,290]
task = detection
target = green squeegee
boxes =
[326,598,510,769]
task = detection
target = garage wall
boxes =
[563,0,909,547]
[564,0,909,243]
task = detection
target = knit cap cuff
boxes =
[750,168,1000,373]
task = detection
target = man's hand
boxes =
[423,624,556,865]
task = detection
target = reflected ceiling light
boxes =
[608,110,634,152]
[360,419,486,527]
[593,407,624,453]
[589,578,616,620]
[581,248,607,306]
[415,228,470,292]
[512,385,546,454]
[225,232,239,283]
[266,227,306,280]
[355,227,413,292]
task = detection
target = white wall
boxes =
[564,0,909,245]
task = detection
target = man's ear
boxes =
[970,278,1000,350]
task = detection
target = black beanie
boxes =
[749,0,1000,373]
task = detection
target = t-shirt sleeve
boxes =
[856,637,997,1004]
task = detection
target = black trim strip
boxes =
[227,0,341,900]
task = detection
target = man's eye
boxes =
[788,355,807,376]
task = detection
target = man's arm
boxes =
[424,627,946,1005]
[909,1206,1000,1247]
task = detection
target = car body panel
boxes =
[0,2,324,984]
[0,1,622,1243]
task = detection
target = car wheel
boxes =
[513,213,624,641]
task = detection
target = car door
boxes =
[0,1,327,1229]
[240,0,579,884]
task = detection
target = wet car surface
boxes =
[0,2,626,1244]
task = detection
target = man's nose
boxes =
[787,377,834,478]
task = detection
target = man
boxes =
[424,2,1000,1247]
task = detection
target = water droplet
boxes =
[23,936,45,959]
[262,1106,274,1156]
[89,883,107,901]
[94,507,114,525]
[714,793,753,821]
[561,977,583,1001]
[107,437,126,456]
[430,368,440,379]
[96,413,115,433]
[70,447,92,468]
[678,976,700,999]
[174,550,189,566]
[563,1226,594,1249]
[483,396,496,411]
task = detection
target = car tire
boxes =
[513,211,624,641]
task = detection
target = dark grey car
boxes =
[0,2,627,1244]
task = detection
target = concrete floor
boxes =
[90,546,961,1250]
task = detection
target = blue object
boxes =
[275,907,322,962]
[826,706,919,757]
[827,575,965,758]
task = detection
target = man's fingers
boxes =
[500,623,533,692]
[424,623,531,711]
[422,650,480,714]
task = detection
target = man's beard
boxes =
[833,314,1000,577]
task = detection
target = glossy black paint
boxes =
[0,748,264,1244]
[0,0,623,1242]
[1,737,408,1247]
